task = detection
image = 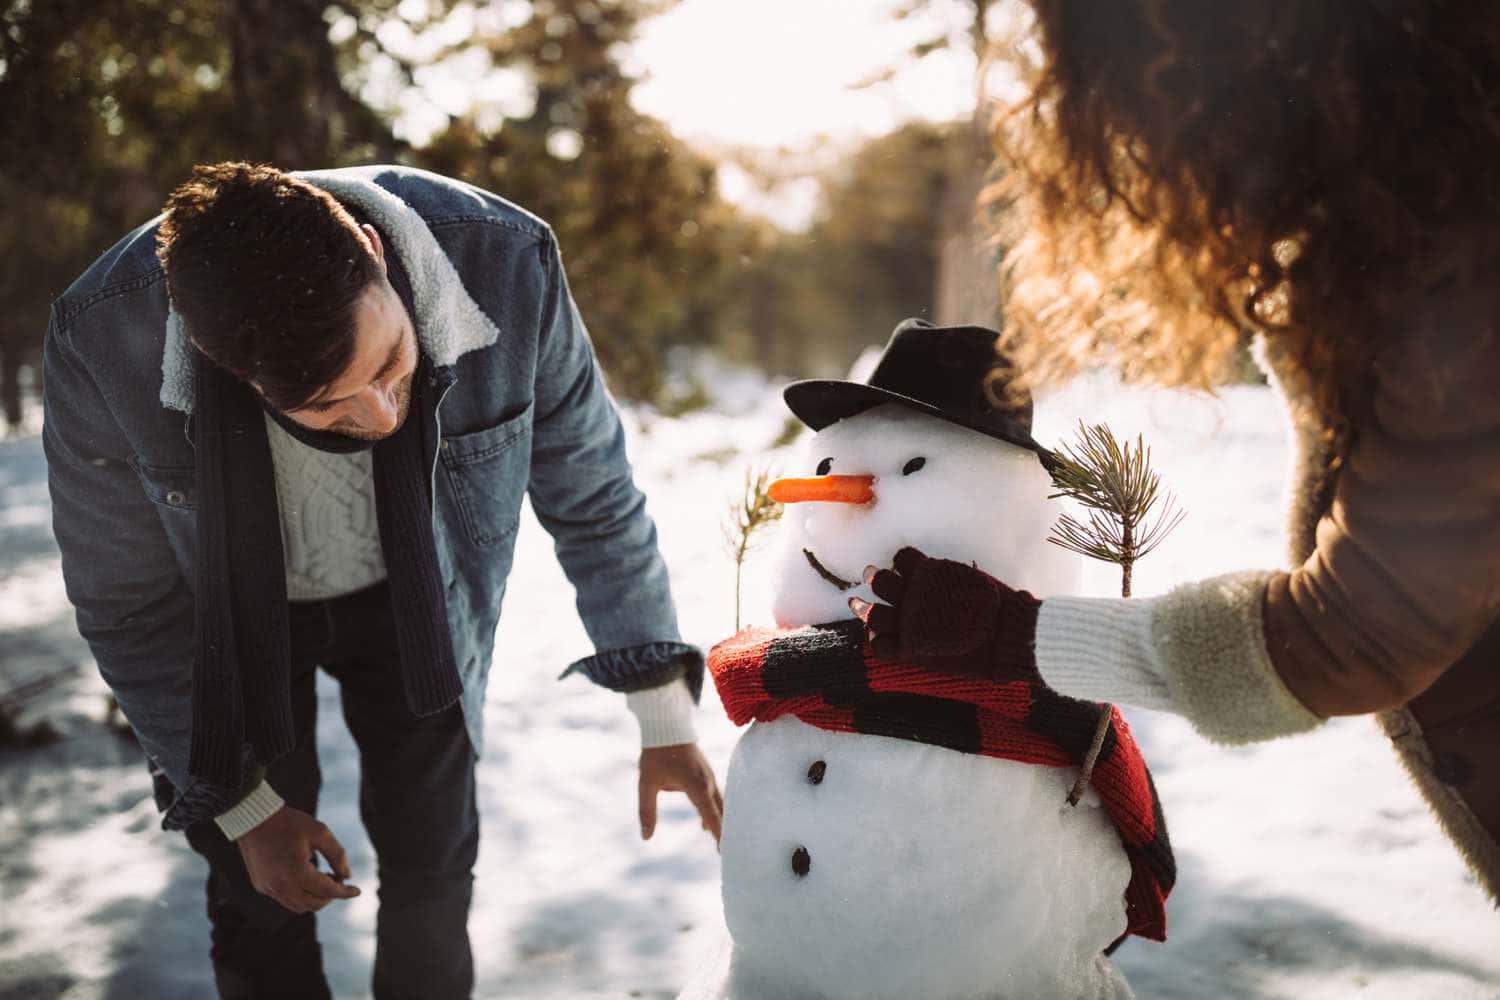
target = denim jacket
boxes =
[42,165,703,829]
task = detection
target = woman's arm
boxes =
[1038,286,1500,741]
[1263,288,1500,714]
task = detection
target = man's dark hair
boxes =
[155,161,384,411]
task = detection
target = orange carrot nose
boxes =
[767,475,876,505]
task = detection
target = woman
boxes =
[859,0,1500,901]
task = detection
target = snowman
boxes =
[680,320,1173,1000]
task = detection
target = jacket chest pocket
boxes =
[439,402,533,547]
[129,458,198,512]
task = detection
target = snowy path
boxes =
[2,381,1498,999]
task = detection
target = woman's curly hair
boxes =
[990,0,1500,425]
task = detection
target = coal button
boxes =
[807,760,826,785]
[791,846,811,877]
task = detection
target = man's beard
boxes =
[326,370,415,441]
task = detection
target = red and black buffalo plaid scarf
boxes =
[708,619,1175,943]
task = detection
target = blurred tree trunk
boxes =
[934,0,1003,327]
[229,0,394,166]
[934,160,1001,327]
[750,262,778,375]
[0,349,21,433]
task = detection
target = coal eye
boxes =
[816,457,833,476]
[902,456,926,476]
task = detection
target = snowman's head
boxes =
[768,403,1080,627]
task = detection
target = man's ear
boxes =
[361,223,387,273]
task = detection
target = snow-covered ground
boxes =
[2,376,1498,999]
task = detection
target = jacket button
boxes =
[807,760,826,785]
[1432,751,1472,787]
[165,490,186,505]
[791,846,811,877]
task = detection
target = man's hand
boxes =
[236,806,361,913]
[638,743,723,843]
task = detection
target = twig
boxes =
[723,466,783,630]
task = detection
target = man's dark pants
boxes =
[181,581,479,999]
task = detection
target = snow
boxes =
[2,376,1499,998]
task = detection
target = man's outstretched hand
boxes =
[237,806,361,913]
[639,743,722,843]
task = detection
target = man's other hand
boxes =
[638,743,723,843]
[236,806,361,913]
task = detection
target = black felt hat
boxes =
[784,318,1050,461]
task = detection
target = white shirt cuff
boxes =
[213,779,285,841]
[625,678,699,748]
[1034,595,1179,713]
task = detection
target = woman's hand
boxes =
[849,546,1042,682]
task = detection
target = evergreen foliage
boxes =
[1046,422,1186,598]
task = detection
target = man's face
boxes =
[283,279,417,440]
[280,228,418,441]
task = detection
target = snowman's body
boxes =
[681,405,1138,1000]
[715,720,1134,1000]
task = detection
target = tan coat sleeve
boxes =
[1264,287,1500,717]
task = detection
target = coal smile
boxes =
[803,548,858,591]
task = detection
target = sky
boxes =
[395,0,995,152]
[630,0,1024,228]
[630,0,983,151]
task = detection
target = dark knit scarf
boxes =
[188,244,463,788]
[708,619,1175,943]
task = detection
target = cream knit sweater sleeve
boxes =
[215,778,286,840]
[625,678,699,747]
[1034,570,1322,744]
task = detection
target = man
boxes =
[43,162,720,999]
